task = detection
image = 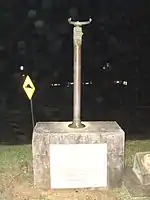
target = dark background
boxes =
[0,0,150,144]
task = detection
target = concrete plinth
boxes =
[133,152,150,185]
[32,121,125,190]
[124,167,150,198]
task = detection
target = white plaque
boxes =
[50,144,107,189]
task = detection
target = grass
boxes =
[0,140,150,200]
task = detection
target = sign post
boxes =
[23,75,35,129]
[68,18,92,128]
[30,99,35,128]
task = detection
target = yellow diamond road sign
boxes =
[23,75,35,100]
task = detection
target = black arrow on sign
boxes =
[26,84,32,89]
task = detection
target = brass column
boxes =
[68,18,92,128]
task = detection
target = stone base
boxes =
[132,152,150,185]
[124,167,150,197]
[32,121,125,190]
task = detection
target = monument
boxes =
[32,18,125,190]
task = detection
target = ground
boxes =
[0,140,150,200]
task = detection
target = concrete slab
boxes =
[32,121,125,190]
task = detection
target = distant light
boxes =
[116,81,120,84]
[20,66,24,71]
[106,62,110,67]
[85,82,89,85]
[22,74,25,77]
[50,83,61,87]
[123,81,127,86]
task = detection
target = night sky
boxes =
[0,0,150,106]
